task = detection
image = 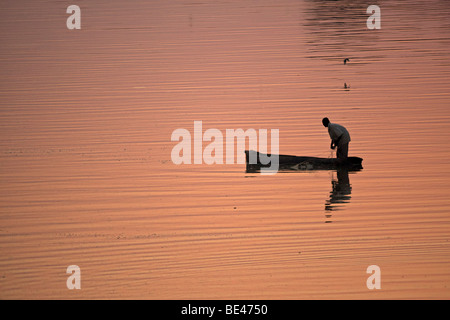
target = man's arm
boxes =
[330,135,342,149]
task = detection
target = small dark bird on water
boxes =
[344,83,350,89]
[344,58,350,65]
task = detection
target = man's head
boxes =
[322,117,330,127]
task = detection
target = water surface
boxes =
[1,0,449,299]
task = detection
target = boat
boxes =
[245,150,363,172]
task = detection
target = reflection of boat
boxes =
[245,150,363,173]
[244,151,361,221]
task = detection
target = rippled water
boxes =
[1,0,449,299]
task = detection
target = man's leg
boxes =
[337,143,349,159]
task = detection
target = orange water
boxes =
[1,0,449,299]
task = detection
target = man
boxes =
[322,117,351,159]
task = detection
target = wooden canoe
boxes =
[245,150,363,172]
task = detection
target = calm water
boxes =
[1,0,449,299]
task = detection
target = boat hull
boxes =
[245,150,363,172]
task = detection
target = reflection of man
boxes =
[322,117,351,159]
[325,169,352,212]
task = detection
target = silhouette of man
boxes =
[322,117,351,159]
